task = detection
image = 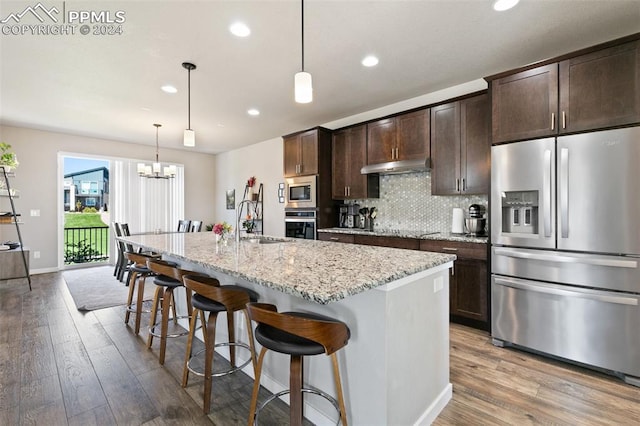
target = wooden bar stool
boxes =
[246,303,351,426]
[123,251,158,335]
[146,259,201,365]
[181,275,259,413]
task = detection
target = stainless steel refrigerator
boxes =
[491,126,640,386]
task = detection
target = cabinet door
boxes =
[450,258,488,322]
[367,118,396,164]
[283,135,300,177]
[332,129,349,199]
[431,102,461,195]
[346,125,368,199]
[461,94,490,194]
[492,63,559,143]
[397,109,430,161]
[298,130,318,176]
[559,40,640,133]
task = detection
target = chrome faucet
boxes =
[235,199,254,244]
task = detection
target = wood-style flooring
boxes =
[1,271,639,425]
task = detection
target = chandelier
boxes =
[137,124,176,179]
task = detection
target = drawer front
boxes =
[354,235,420,250]
[420,240,487,260]
[318,233,355,244]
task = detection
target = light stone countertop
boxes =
[118,232,455,304]
[318,227,489,244]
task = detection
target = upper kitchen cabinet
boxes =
[366,109,430,164]
[491,64,558,143]
[559,39,640,133]
[332,125,379,199]
[431,93,490,195]
[283,127,332,177]
[490,35,640,143]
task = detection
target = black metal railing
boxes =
[64,225,110,264]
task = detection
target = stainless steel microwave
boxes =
[284,176,316,209]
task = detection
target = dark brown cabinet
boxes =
[353,234,420,250]
[420,240,488,329]
[284,128,331,177]
[559,40,640,133]
[332,125,379,199]
[431,94,490,195]
[317,233,355,244]
[491,38,640,143]
[366,109,430,164]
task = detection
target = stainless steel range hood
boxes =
[360,158,430,175]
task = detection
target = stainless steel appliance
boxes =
[285,209,316,239]
[346,203,360,229]
[491,126,640,386]
[465,204,486,236]
[284,176,317,209]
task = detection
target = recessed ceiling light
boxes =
[493,0,519,11]
[247,108,260,116]
[362,55,379,67]
[161,85,177,94]
[230,22,251,37]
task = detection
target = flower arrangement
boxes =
[212,221,232,236]
[0,143,19,169]
[247,176,256,188]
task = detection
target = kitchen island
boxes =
[119,232,455,425]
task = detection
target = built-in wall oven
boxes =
[285,176,317,209]
[284,209,317,240]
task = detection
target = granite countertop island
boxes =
[118,232,455,304]
[118,232,454,425]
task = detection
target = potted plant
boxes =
[0,143,19,171]
[242,218,256,234]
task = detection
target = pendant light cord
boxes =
[187,68,191,130]
[301,0,305,72]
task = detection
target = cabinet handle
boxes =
[456,179,460,192]
[442,247,458,251]
[462,178,466,192]
[348,186,351,197]
[562,111,566,129]
[330,237,339,241]
[551,112,555,130]
[395,148,399,159]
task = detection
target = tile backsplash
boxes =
[352,172,488,233]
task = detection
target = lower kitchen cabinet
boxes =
[319,231,489,330]
[318,233,355,244]
[420,240,489,330]
[353,234,420,250]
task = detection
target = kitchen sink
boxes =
[245,236,290,244]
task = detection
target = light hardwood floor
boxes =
[1,271,639,425]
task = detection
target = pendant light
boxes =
[294,0,312,103]
[137,124,176,179]
[182,62,197,147]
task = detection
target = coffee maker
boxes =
[338,205,349,228]
[338,204,360,228]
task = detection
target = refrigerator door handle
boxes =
[494,276,639,306]
[560,147,569,238]
[493,248,638,269]
[543,149,552,237]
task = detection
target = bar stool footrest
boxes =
[187,342,252,377]
[149,315,192,338]
[254,386,342,426]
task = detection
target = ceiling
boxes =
[1,1,639,154]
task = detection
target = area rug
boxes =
[63,265,155,311]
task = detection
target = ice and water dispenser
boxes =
[501,190,539,235]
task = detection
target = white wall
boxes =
[213,137,285,237]
[0,125,216,272]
